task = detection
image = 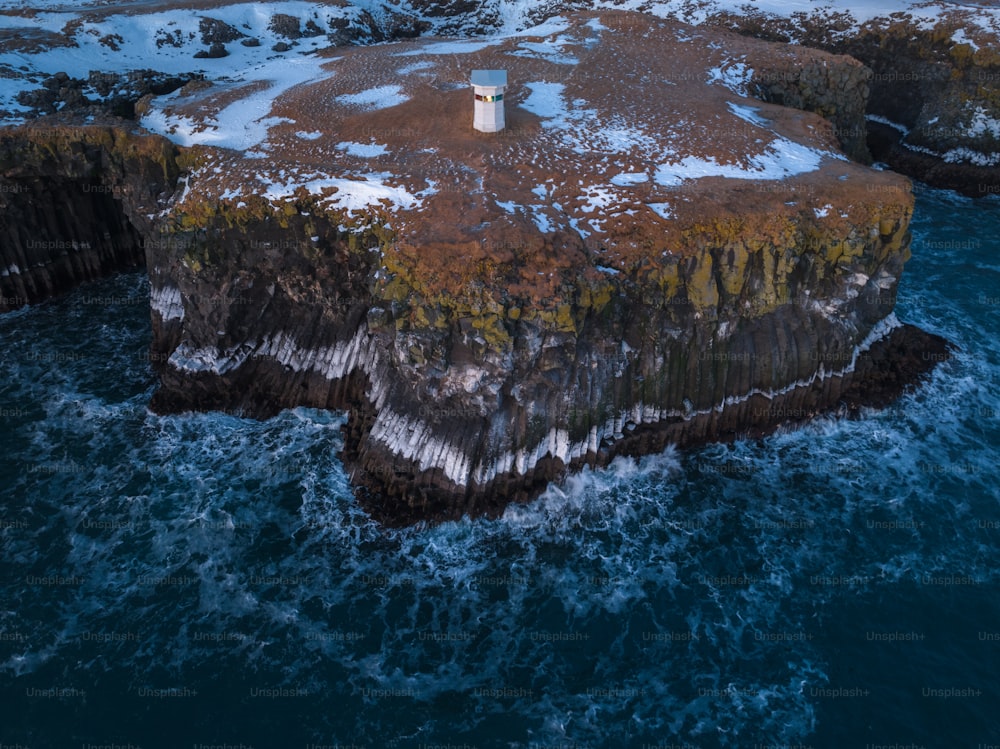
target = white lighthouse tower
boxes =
[471,69,507,133]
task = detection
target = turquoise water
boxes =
[1,184,998,748]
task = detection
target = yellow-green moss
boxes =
[717,242,751,298]
[686,254,719,311]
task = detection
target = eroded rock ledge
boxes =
[1,13,951,522]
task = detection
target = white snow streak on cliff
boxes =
[164,314,902,488]
[149,285,184,322]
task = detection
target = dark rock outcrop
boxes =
[0,121,182,311]
[198,17,245,46]
[268,13,303,39]
[749,57,872,163]
[16,70,203,120]
[194,43,230,59]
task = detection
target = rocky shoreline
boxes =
[0,10,963,522]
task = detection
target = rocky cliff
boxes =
[127,12,946,522]
[0,120,181,311]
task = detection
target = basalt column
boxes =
[0,121,181,311]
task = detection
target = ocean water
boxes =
[1,184,998,749]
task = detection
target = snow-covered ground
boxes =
[588,0,999,36]
[0,2,360,125]
[0,0,992,224]
[0,0,994,129]
[0,0,994,99]
[3,0,993,32]
[138,56,337,151]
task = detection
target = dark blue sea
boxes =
[1,184,998,749]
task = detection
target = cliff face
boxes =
[150,199,945,521]
[132,12,948,522]
[841,25,1000,196]
[146,189,944,524]
[748,55,871,164]
[0,122,181,311]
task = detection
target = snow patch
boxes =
[951,27,980,52]
[866,114,910,135]
[531,208,556,233]
[336,141,390,158]
[654,138,831,185]
[335,85,409,111]
[942,147,1000,167]
[495,199,523,214]
[520,81,657,154]
[648,202,674,220]
[577,185,618,213]
[396,60,435,75]
[610,172,649,186]
[257,171,433,214]
[509,39,579,65]
[728,101,770,127]
[707,60,753,96]
[520,81,568,121]
[511,16,572,38]
[966,105,1000,140]
[395,39,499,56]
